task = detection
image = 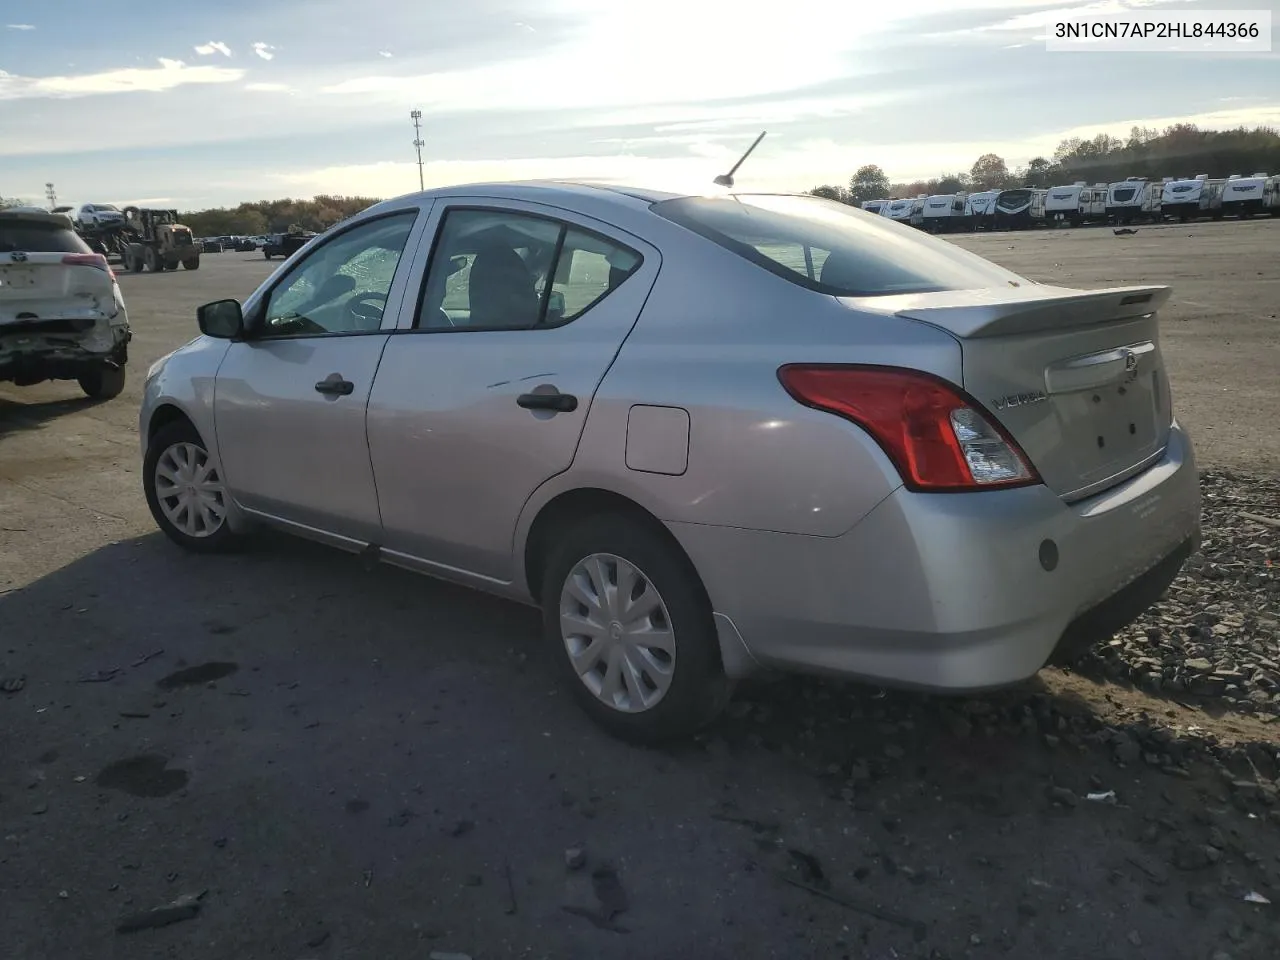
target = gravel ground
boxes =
[1079,470,1279,715]
[2,227,1279,960]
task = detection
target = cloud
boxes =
[6,23,35,30]
[194,41,232,57]
[252,42,276,61]
[378,50,394,58]
[0,58,245,100]
[245,82,292,93]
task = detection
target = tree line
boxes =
[176,195,383,237]
[809,123,1280,205]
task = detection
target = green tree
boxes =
[848,164,890,204]
[969,153,1012,190]
[807,184,849,203]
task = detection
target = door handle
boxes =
[517,391,578,413]
[315,375,355,397]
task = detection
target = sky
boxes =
[1,0,1277,210]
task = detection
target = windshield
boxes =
[95,204,120,212]
[651,193,1026,297]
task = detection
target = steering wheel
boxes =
[348,293,388,330]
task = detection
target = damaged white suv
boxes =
[0,208,132,399]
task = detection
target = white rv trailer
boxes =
[963,189,1001,231]
[920,193,966,233]
[1219,173,1271,218]
[880,196,928,227]
[879,197,915,225]
[1160,174,1225,221]
[861,199,888,215]
[1265,176,1280,216]
[1106,177,1161,224]
[1045,182,1108,226]
[991,187,1047,230]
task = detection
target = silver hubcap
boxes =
[154,442,226,538]
[559,553,676,713]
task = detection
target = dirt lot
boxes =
[1,223,1278,960]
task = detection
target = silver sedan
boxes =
[139,182,1202,743]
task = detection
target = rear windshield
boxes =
[651,194,1025,297]
[0,219,91,254]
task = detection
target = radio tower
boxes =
[410,110,425,191]
[46,182,57,209]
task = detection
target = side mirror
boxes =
[197,299,244,339]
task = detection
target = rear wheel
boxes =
[143,419,241,553]
[182,258,200,270]
[263,250,272,259]
[77,364,126,400]
[540,513,732,744]
[144,247,159,272]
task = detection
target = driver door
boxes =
[213,208,426,545]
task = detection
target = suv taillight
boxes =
[62,253,110,272]
[777,364,1040,492]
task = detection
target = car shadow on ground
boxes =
[0,394,111,438]
[1,532,1276,959]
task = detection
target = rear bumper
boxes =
[670,423,1200,690]
[0,325,130,382]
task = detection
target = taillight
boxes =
[777,364,1040,492]
[62,253,110,272]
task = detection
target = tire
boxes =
[77,364,126,400]
[144,247,159,272]
[143,419,242,553]
[128,253,143,273]
[182,258,200,270]
[540,513,732,745]
[263,250,272,259]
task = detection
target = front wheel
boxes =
[540,514,732,745]
[182,258,200,270]
[78,364,126,400]
[143,419,242,553]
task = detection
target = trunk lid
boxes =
[0,252,114,327]
[845,284,1175,501]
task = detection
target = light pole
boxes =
[46,182,57,208]
[410,110,425,191]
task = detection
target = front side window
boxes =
[417,208,642,331]
[652,193,1025,297]
[259,211,417,338]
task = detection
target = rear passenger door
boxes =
[365,200,660,582]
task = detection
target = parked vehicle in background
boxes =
[1045,183,1108,226]
[963,190,1000,231]
[860,200,888,216]
[200,238,225,254]
[262,232,317,259]
[1160,175,1225,222]
[992,188,1047,230]
[139,181,1201,744]
[1106,177,1162,224]
[1219,173,1272,218]
[921,193,967,233]
[1,208,131,398]
[1266,176,1280,216]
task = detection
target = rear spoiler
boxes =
[891,285,1173,339]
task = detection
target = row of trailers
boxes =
[862,173,1280,233]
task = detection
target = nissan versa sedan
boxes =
[139,181,1201,743]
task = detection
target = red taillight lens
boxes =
[62,253,110,272]
[777,364,1040,492]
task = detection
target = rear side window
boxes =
[652,194,1024,297]
[0,219,91,254]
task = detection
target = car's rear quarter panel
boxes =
[538,227,966,538]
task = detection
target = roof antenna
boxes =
[714,130,766,188]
